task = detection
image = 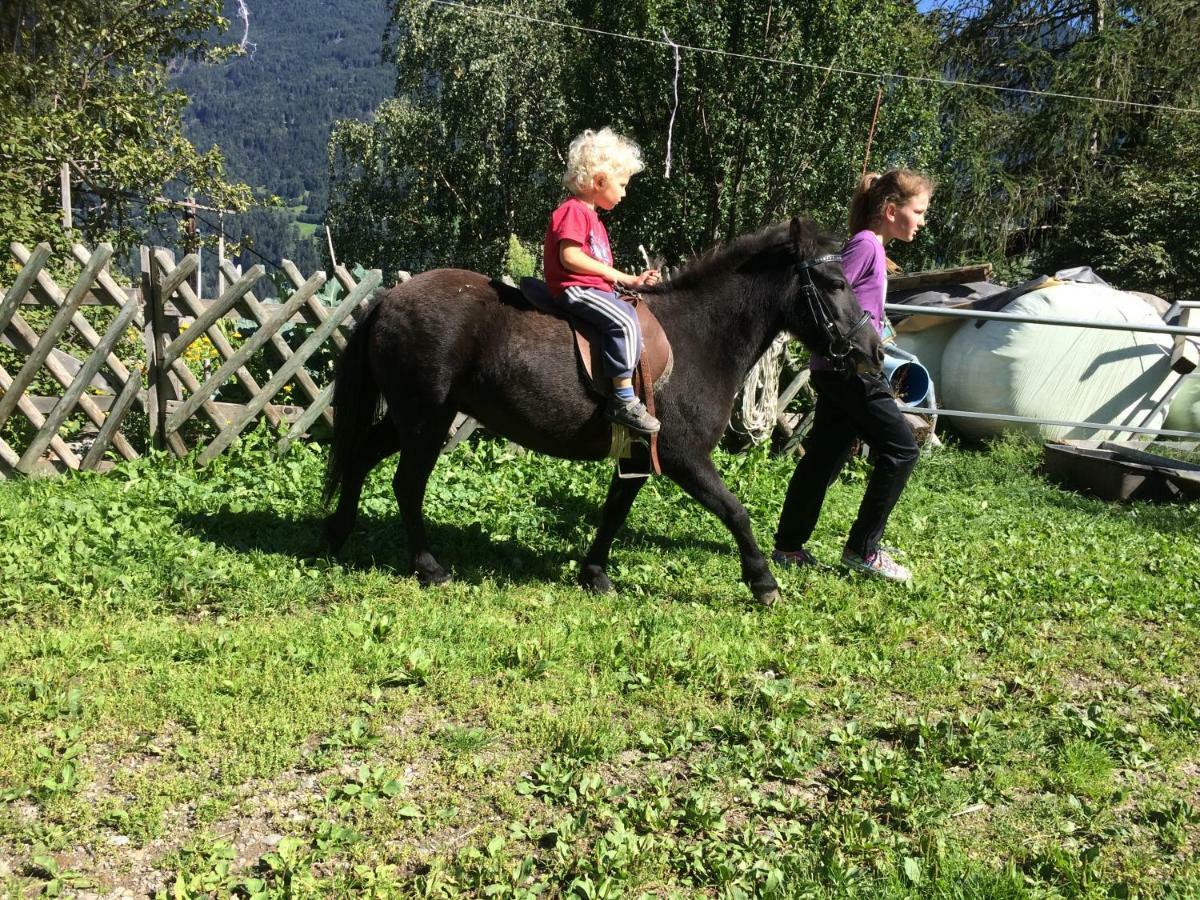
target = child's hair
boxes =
[848,169,934,233]
[562,128,645,195]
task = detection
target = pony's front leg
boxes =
[579,471,646,593]
[664,456,780,606]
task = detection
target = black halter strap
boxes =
[794,253,871,365]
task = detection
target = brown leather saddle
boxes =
[520,277,673,474]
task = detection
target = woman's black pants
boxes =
[774,370,919,557]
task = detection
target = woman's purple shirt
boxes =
[810,230,885,371]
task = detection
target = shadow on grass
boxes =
[178,508,567,585]
[1033,473,1200,537]
[178,484,737,591]
[530,478,732,555]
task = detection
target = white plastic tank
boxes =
[939,282,1174,441]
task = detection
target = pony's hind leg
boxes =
[579,471,646,593]
[391,404,457,586]
[324,419,402,554]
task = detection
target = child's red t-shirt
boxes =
[543,196,614,296]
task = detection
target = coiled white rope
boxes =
[731,334,790,444]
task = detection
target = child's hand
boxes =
[631,268,661,288]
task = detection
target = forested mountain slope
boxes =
[172,0,392,273]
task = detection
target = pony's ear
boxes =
[789,215,819,256]
[789,216,804,248]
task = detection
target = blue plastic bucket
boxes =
[882,352,932,406]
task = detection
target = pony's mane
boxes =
[651,218,839,294]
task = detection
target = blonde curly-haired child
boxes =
[543,127,661,434]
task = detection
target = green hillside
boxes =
[172,0,392,276]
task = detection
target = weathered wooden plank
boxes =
[334,265,359,295]
[0,434,19,471]
[334,265,379,320]
[143,248,189,456]
[77,247,231,437]
[13,242,134,390]
[81,371,143,471]
[158,253,199,302]
[1170,307,1198,374]
[157,254,282,430]
[0,331,115,393]
[160,257,264,367]
[167,269,326,433]
[18,285,303,322]
[75,245,147,331]
[197,270,381,465]
[442,413,479,455]
[219,259,333,428]
[276,381,333,455]
[1,242,52,335]
[887,264,993,294]
[0,244,112,430]
[282,259,347,351]
[3,308,135,459]
[778,368,811,409]
[142,247,165,450]
[19,288,138,308]
[23,394,305,422]
[0,363,82,469]
[17,288,139,474]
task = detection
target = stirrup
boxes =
[616,434,653,480]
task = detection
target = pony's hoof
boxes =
[417,567,452,588]
[755,588,781,608]
[414,553,451,587]
[322,517,350,555]
[579,565,614,594]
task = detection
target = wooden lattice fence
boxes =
[143,248,380,463]
[0,242,143,475]
[0,242,383,478]
[2,242,802,479]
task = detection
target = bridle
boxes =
[794,253,872,367]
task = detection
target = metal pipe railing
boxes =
[883,303,1200,338]
[897,405,1200,440]
[883,297,1200,441]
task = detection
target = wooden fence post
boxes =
[141,246,169,449]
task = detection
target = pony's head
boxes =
[783,217,883,375]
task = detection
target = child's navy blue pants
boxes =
[557,287,642,380]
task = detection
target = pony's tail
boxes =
[323,303,383,506]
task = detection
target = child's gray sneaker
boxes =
[606,397,660,434]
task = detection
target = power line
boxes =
[193,209,286,272]
[116,191,288,272]
[425,0,1200,116]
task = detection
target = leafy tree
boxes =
[0,0,253,254]
[1036,120,1200,295]
[925,0,1200,292]
[327,0,943,276]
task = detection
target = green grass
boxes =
[1,431,1198,897]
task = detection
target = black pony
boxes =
[323,217,882,604]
